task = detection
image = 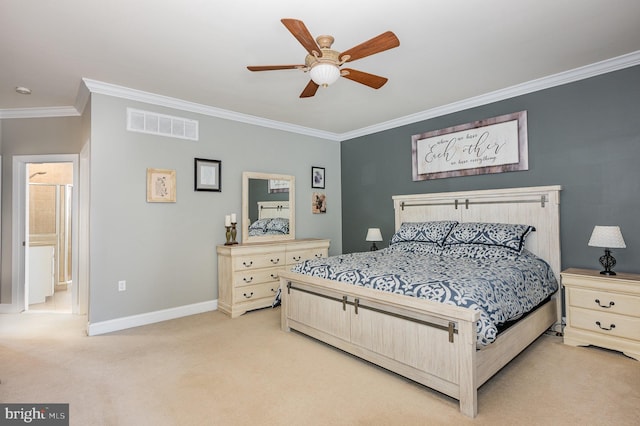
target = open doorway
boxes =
[26,162,73,313]
[10,154,81,315]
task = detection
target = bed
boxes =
[247,201,290,237]
[278,186,562,418]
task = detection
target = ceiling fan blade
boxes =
[247,65,304,71]
[340,31,400,62]
[300,80,320,98]
[281,18,322,57]
[341,68,388,89]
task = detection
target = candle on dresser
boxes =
[225,215,231,227]
[231,213,237,223]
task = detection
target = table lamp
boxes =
[588,225,626,275]
[366,228,383,251]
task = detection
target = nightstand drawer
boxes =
[568,307,640,340]
[568,287,640,317]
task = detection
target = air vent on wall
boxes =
[127,108,199,141]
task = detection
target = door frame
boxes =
[11,154,80,313]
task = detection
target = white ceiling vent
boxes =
[127,108,198,141]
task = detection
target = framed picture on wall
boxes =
[312,192,326,214]
[194,158,221,192]
[311,166,325,189]
[411,111,528,181]
[147,168,176,202]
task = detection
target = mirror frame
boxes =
[242,171,295,244]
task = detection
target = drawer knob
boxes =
[270,288,277,293]
[314,253,323,258]
[293,256,302,261]
[595,321,615,331]
[243,277,253,283]
[270,258,280,264]
[594,299,614,309]
[242,261,253,268]
[243,292,254,299]
[270,273,278,279]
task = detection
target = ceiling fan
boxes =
[247,18,400,98]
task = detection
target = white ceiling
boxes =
[2,0,640,139]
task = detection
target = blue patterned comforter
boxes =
[290,245,558,347]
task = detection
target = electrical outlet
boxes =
[118,280,126,292]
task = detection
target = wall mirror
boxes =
[242,171,295,244]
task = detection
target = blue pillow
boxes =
[390,221,458,246]
[387,241,443,255]
[249,218,271,231]
[266,217,289,234]
[444,222,535,254]
[442,243,521,260]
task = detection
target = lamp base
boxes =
[370,243,378,251]
[598,249,617,276]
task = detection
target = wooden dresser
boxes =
[561,268,640,361]
[217,238,330,318]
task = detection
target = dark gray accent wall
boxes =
[341,65,640,274]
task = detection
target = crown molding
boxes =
[340,50,640,141]
[82,78,341,142]
[0,106,79,119]
[2,51,638,141]
[74,79,91,115]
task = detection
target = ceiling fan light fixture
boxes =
[309,62,340,87]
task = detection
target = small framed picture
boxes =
[147,168,176,202]
[311,166,325,189]
[194,158,221,192]
[312,192,327,214]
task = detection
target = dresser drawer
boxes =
[233,282,280,303]
[234,267,282,288]
[232,250,286,271]
[568,307,640,340]
[287,248,327,264]
[568,287,640,317]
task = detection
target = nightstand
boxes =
[561,268,640,361]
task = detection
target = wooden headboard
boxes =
[393,186,562,321]
[257,201,290,220]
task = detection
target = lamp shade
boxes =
[588,226,626,249]
[366,228,383,242]
[309,63,340,87]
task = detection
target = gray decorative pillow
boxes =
[249,218,271,231]
[265,217,289,234]
[444,222,535,254]
[390,221,458,246]
[386,241,443,255]
[442,243,520,260]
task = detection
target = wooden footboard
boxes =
[279,271,558,418]
[279,271,481,417]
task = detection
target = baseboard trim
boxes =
[86,300,218,336]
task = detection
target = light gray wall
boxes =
[0,116,83,304]
[341,65,640,274]
[88,94,341,323]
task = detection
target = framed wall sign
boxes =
[194,158,221,192]
[411,111,528,181]
[268,179,289,193]
[311,166,325,189]
[147,168,176,202]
